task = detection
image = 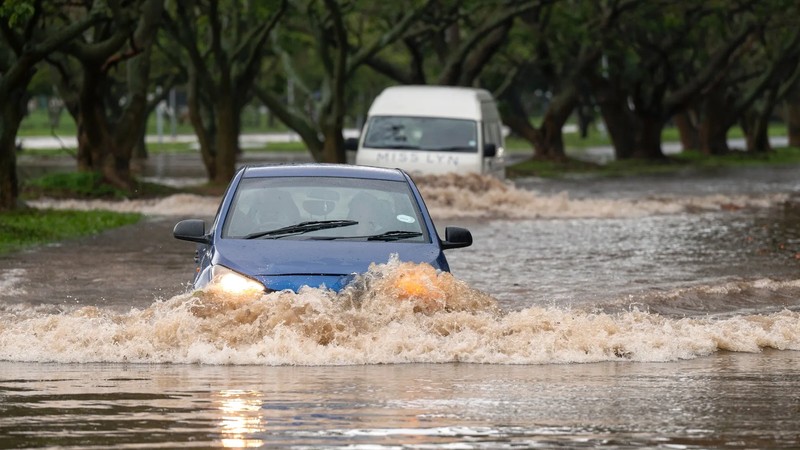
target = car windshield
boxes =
[222,176,429,242]
[363,116,478,152]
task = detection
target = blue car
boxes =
[173,164,473,294]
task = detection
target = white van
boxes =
[348,85,505,178]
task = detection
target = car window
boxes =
[364,116,478,152]
[222,176,429,242]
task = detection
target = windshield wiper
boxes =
[366,230,423,241]
[244,220,358,239]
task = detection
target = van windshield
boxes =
[363,116,478,153]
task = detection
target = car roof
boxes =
[241,163,408,181]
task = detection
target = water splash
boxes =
[28,194,221,216]
[0,269,27,297]
[1,259,797,365]
[413,173,790,219]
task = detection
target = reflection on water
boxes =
[217,390,265,448]
[2,352,800,448]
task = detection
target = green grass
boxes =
[0,208,143,254]
[3,171,168,254]
[22,171,180,200]
[17,106,293,137]
[507,147,800,178]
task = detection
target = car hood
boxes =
[212,239,444,292]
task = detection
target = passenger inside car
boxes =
[347,192,393,235]
[227,190,300,237]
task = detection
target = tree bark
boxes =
[214,95,240,184]
[589,73,635,159]
[742,113,772,153]
[789,102,800,148]
[673,110,700,151]
[633,115,667,160]
[787,82,800,147]
[0,95,24,210]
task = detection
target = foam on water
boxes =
[413,173,789,219]
[0,269,27,297]
[1,259,798,365]
[28,194,221,216]
[27,174,789,219]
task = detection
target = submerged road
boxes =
[3,150,800,448]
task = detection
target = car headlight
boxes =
[210,265,265,295]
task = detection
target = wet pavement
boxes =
[1,215,200,311]
[2,152,800,449]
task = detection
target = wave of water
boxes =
[1,258,797,365]
[413,173,790,219]
[27,174,790,219]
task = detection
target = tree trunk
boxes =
[599,104,635,160]
[498,89,540,157]
[75,67,135,190]
[698,119,730,155]
[534,115,567,160]
[319,112,346,163]
[697,87,732,155]
[0,103,23,210]
[0,68,31,210]
[789,101,800,148]
[673,111,700,151]
[741,112,772,153]
[499,87,570,160]
[502,113,540,156]
[590,75,635,160]
[632,115,667,160]
[786,82,800,147]
[213,95,240,184]
[187,68,216,181]
[536,87,577,160]
[131,130,147,174]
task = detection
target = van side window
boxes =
[483,121,500,148]
[419,119,476,151]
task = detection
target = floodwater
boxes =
[2,156,800,448]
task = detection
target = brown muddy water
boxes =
[2,158,800,448]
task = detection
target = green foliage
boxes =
[0,208,142,254]
[21,172,179,199]
[0,1,35,26]
[23,172,125,198]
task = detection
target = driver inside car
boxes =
[347,192,392,235]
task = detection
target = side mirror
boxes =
[173,219,209,244]
[344,137,360,151]
[484,143,497,157]
[441,226,472,250]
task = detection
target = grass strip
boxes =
[22,171,179,200]
[0,209,143,254]
[508,147,800,178]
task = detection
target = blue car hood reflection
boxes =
[213,239,445,292]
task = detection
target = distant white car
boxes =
[348,85,506,178]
